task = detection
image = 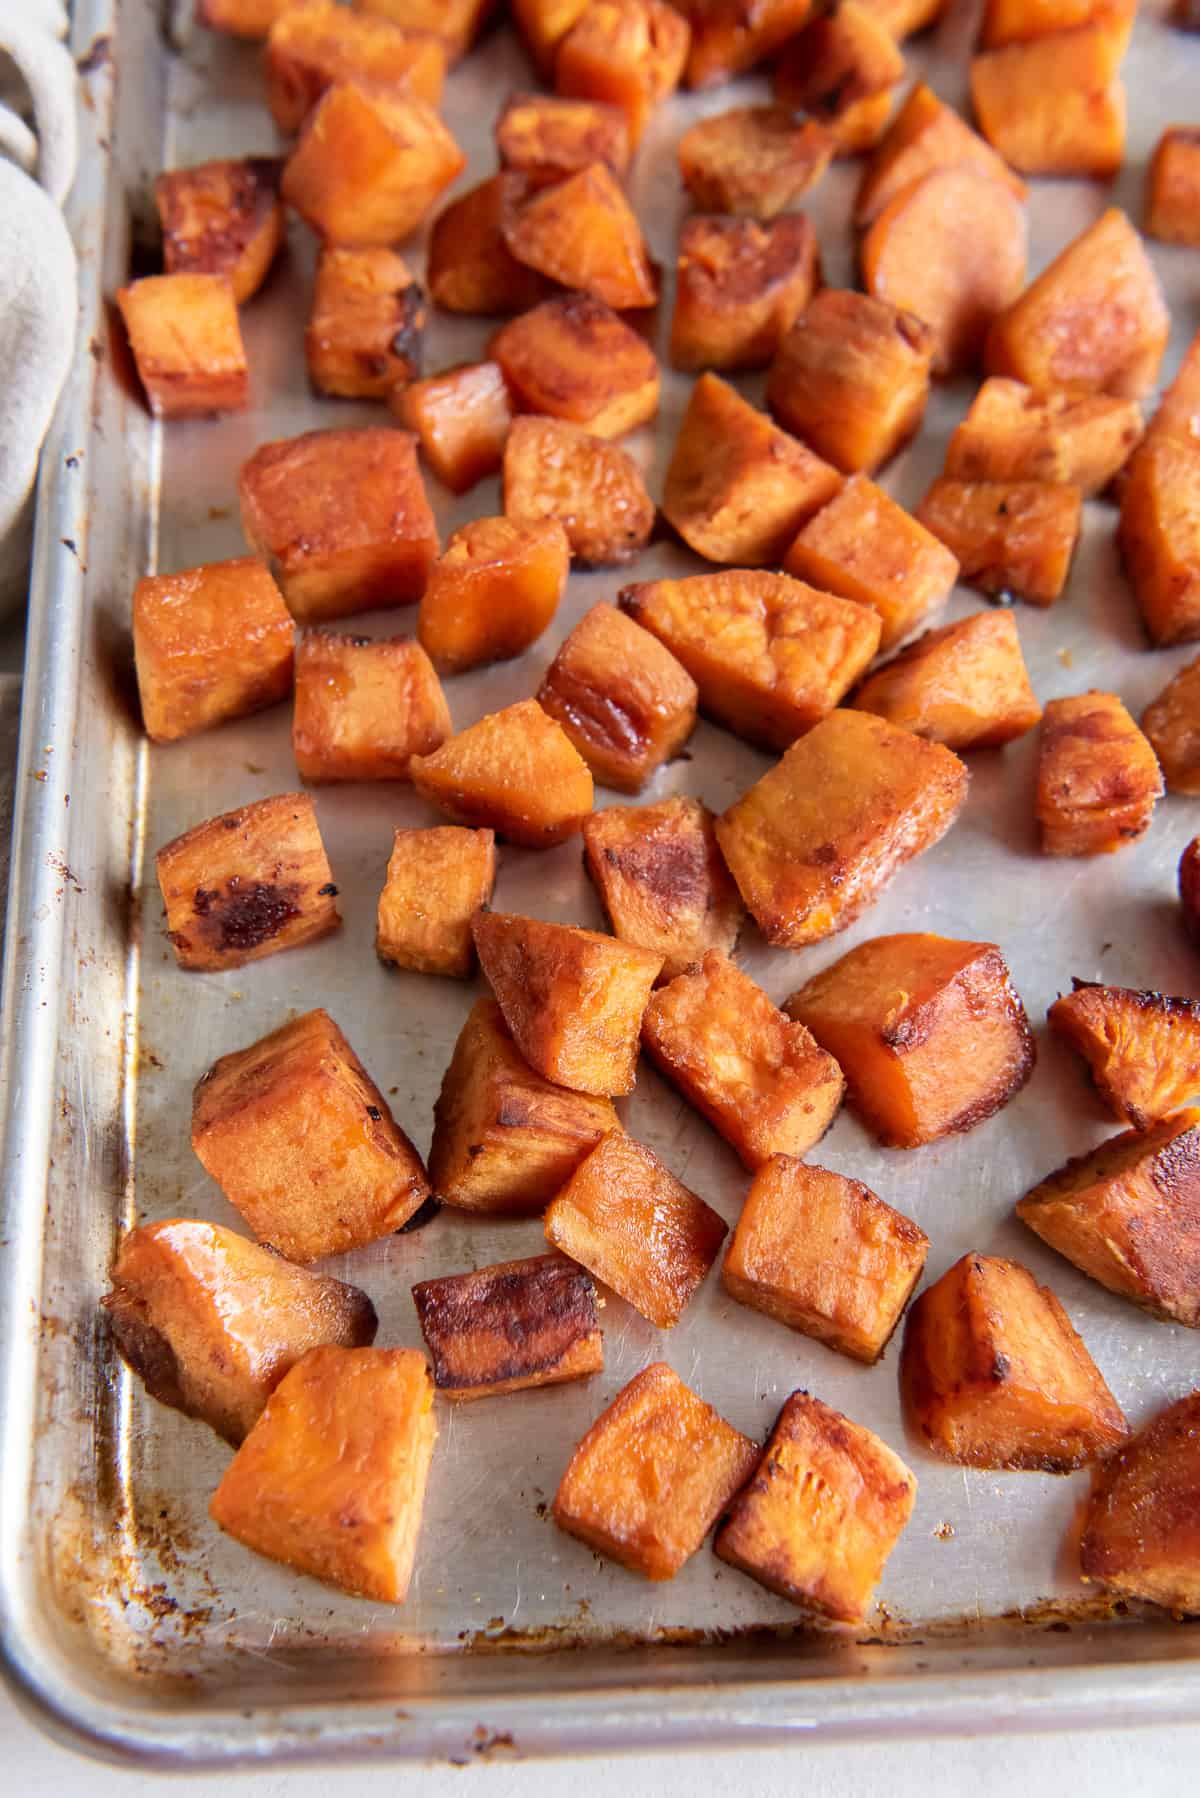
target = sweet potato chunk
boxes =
[411,699,593,846]
[970,27,1125,178]
[537,602,698,792]
[157,792,339,972]
[491,293,659,438]
[852,610,1041,750]
[1144,655,1200,794]
[620,569,879,751]
[117,273,248,419]
[1118,440,1200,646]
[1182,837,1200,947]
[1144,328,1200,457]
[503,416,655,567]
[512,0,591,71]
[553,1363,758,1580]
[210,1346,436,1603]
[783,476,957,651]
[663,373,841,565]
[264,5,445,133]
[496,92,630,181]
[944,377,1143,494]
[856,80,1027,227]
[156,157,283,303]
[305,246,424,399]
[722,1157,928,1363]
[1036,692,1163,855]
[774,2,905,156]
[192,1009,431,1261]
[376,825,495,978]
[786,933,1034,1147]
[473,910,662,1096]
[429,999,620,1213]
[858,0,945,38]
[426,176,548,316]
[1017,1110,1200,1327]
[413,1254,603,1401]
[354,0,494,61]
[986,209,1169,401]
[292,631,449,780]
[544,1133,727,1328]
[133,556,294,744]
[582,796,744,981]
[980,0,1134,48]
[197,0,303,36]
[767,289,935,474]
[555,0,690,145]
[670,214,819,374]
[239,427,437,622]
[103,1220,376,1446]
[677,0,812,87]
[678,106,835,220]
[716,710,968,948]
[394,361,514,494]
[900,1254,1127,1471]
[1050,980,1200,1130]
[1079,1392,1200,1614]
[916,478,1081,607]
[417,516,568,673]
[714,1391,916,1622]
[501,163,658,310]
[641,951,844,1170]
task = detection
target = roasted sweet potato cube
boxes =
[491,293,659,438]
[1036,692,1163,856]
[1147,128,1200,246]
[857,0,945,37]
[103,1220,376,1446]
[156,792,340,972]
[496,92,630,182]
[430,999,621,1212]
[775,2,905,156]
[641,951,844,1169]
[197,0,305,36]
[1049,980,1200,1130]
[670,214,819,374]
[537,603,697,793]
[714,1391,916,1622]
[677,0,812,87]
[192,1009,431,1262]
[410,698,594,846]
[944,377,1143,493]
[1144,328,1200,456]
[305,246,424,399]
[281,83,465,246]
[353,0,494,60]
[783,476,957,651]
[852,610,1041,750]
[156,157,283,304]
[512,0,592,70]
[678,106,835,221]
[856,80,1027,227]
[503,416,655,566]
[133,555,294,743]
[986,209,1169,401]
[501,163,658,310]
[292,631,449,781]
[916,478,1080,607]
[970,28,1125,177]
[1182,837,1200,946]
[900,1254,1127,1471]
[555,0,690,145]
[376,825,495,977]
[210,1346,436,1602]
[980,0,1134,47]
[413,1254,603,1400]
[663,374,842,566]
[265,5,445,133]
[417,516,568,673]
[722,1157,927,1363]
[1144,656,1200,795]
[239,427,437,622]
[545,1133,726,1328]
[395,361,513,494]
[620,570,879,752]
[117,273,248,419]
[767,289,934,475]
[1017,1109,1200,1326]
[473,910,662,1096]
[553,1362,759,1580]
[1079,1392,1200,1613]
[426,176,549,316]
[1119,440,1200,646]
[716,711,968,948]
[582,797,744,981]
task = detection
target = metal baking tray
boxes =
[3,0,1200,1768]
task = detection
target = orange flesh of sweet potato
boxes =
[1017,1109,1200,1327]
[857,0,946,37]
[1118,439,1200,646]
[670,213,820,374]
[264,6,445,133]
[677,0,813,88]
[1036,691,1163,855]
[553,1362,759,1580]
[292,631,450,781]
[1143,655,1200,794]
[1144,328,1200,456]
[502,163,658,310]
[716,710,968,947]
[1079,1391,1200,1614]
[410,698,594,847]
[198,0,303,36]
[426,175,549,316]
[496,92,631,182]
[678,106,835,220]
[490,292,660,438]
[944,377,1143,493]
[722,1155,928,1363]
[970,27,1126,178]
[394,361,514,494]
[511,0,592,72]
[117,273,248,419]
[1049,980,1200,1129]
[641,950,845,1170]
[856,80,1027,226]
[916,478,1081,606]
[417,516,568,674]
[156,157,283,303]
[412,1253,603,1400]
[354,0,495,61]
[555,0,690,144]
[774,2,905,155]
[981,0,1134,48]
[900,1253,1127,1471]
[503,415,655,567]
[851,609,1042,749]
[376,825,496,977]
[1183,837,1200,946]
[305,246,424,399]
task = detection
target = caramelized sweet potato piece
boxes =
[265,5,445,133]
[970,27,1125,177]
[582,796,745,980]
[857,0,945,37]
[430,999,620,1213]
[197,0,304,36]
[1182,836,1200,947]
[670,214,819,374]
[663,373,841,565]
[852,610,1041,749]
[677,0,812,87]
[916,478,1081,607]
[410,698,594,846]
[641,950,844,1170]
[722,1156,928,1363]
[501,162,658,310]
[491,293,660,438]
[376,825,495,978]
[767,288,935,474]
[157,792,340,972]
[620,569,879,751]
[292,631,449,780]
[413,1254,603,1400]
[426,175,549,316]
[417,516,568,673]
[980,0,1134,47]
[503,416,655,566]
[714,1391,916,1621]
[1036,692,1163,855]
[1118,439,1200,646]
[394,361,514,493]
[555,0,690,144]
[496,92,630,182]
[678,106,835,220]
[1049,980,1200,1129]
[544,1133,727,1328]
[156,157,283,303]
[305,246,424,399]
[512,0,591,71]
[103,1220,376,1446]
[473,910,662,1096]
[900,1254,1127,1471]
[133,556,294,743]
[856,80,1026,227]
[1144,655,1200,794]
[944,377,1143,493]
[1079,1391,1200,1613]
[1143,328,1200,456]
[353,0,494,61]
[1017,1110,1200,1326]
[117,273,248,419]
[553,1362,758,1580]
[774,1,905,156]
[210,1346,436,1602]
[716,710,968,947]
[192,1009,431,1261]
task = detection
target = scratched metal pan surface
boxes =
[2,0,1200,1770]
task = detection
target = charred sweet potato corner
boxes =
[305,246,425,400]
[413,1254,603,1401]
[155,156,283,302]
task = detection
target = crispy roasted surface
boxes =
[916,478,1081,607]
[502,163,658,309]
[426,174,549,316]
[292,631,449,780]
[1144,655,1200,794]
[496,92,631,181]
[410,698,594,846]
[305,246,424,399]
[555,0,690,143]
[970,27,1126,177]
[418,516,568,673]
[944,377,1143,493]
[376,825,496,978]
[670,213,819,373]
[1036,691,1163,855]
[503,415,655,566]
[264,5,445,133]
[413,1253,603,1400]
[1079,1390,1200,1614]
[117,273,249,419]
[677,0,812,88]
[156,156,283,302]
[775,1,905,155]
[678,105,835,219]
[851,609,1042,749]
[1049,979,1200,1129]
[1118,438,1200,646]
[856,79,1026,225]
[396,361,515,495]
[491,292,660,437]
